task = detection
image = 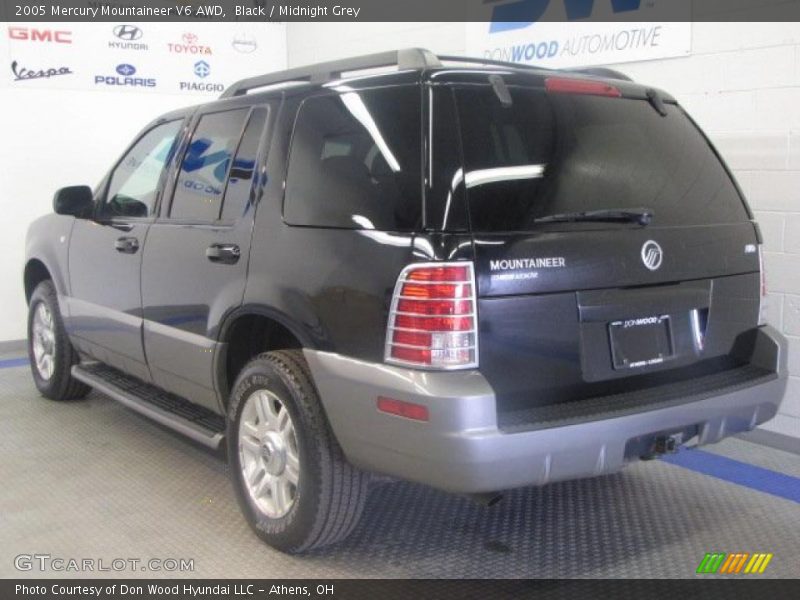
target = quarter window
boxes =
[284,86,422,231]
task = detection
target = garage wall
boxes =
[287,21,800,437]
[0,88,196,342]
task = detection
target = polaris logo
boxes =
[490,257,566,271]
[641,240,663,271]
[94,64,156,88]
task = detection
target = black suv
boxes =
[24,49,787,553]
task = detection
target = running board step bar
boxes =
[72,363,225,450]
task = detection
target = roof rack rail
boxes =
[565,67,632,81]
[437,54,550,72]
[220,48,441,98]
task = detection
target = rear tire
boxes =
[227,349,369,553]
[27,280,90,401]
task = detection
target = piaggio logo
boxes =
[180,60,223,93]
[8,27,72,44]
[696,552,773,575]
[641,240,663,271]
[489,0,642,33]
[168,32,212,55]
[193,60,210,78]
[110,25,147,51]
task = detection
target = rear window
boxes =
[284,86,422,231]
[455,86,749,232]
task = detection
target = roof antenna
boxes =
[489,74,513,107]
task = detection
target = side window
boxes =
[170,108,249,221]
[220,107,268,222]
[103,119,183,218]
[284,86,422,231]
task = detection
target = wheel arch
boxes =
[24,258,54,303]
[215,305,319,405]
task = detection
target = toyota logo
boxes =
[182,32,198,45]
[113,25,142,41]
[641,240,663,271]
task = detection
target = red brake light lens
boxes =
[545,77,622,98]
[385,262,478,370]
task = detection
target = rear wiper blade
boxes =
[534,207,654,226]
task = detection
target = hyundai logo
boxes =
[641,240,663,271]
[116,63,136,76]
[113,25,142,41]
[194,60,210,78]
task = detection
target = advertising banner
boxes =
[4,21,286,95]
[466,0,692,68]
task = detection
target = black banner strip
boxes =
[4,579,800,600]
[3,0,800,22]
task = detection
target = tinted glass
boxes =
[456,87,749,232]
[171,108,249,221]
[103,119,182,218]
[285,86,422,230]
[426,87,468,231]
[220,107,268,222]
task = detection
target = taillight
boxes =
[758,244,768,326]
[545,77,622,98]
[385,262,478,370]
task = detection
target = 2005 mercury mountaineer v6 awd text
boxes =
[23,49,787,553]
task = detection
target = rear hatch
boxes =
[452,78,764,427]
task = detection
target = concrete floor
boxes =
[1,355,798,579]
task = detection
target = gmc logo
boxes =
[8,27,72,44]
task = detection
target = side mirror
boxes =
[53,185,94,218]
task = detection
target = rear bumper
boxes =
[304,326,787,494]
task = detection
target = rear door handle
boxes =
[206,243,240,264]
[114,236,139,254]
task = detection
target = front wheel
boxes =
[227,350,369,553]
[27,280,90,401]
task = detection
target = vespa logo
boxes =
[641,240,663,271]
[113,25,142,41]
[490,0,642,33]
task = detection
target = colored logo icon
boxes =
[194,60,210,78]
[697,552,773,575]
[116,64,136,76]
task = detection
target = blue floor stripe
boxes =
[0,357,29,369]
[662,448,800,504]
